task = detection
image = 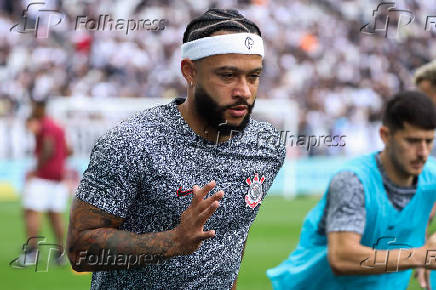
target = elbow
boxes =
[67,240,89,272]
[68,248,89,272]
[328,253,353,276]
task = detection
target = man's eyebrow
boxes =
[214,66,263,73]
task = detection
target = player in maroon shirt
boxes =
[18,100,70,266]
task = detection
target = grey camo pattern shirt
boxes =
[75,98,286,289]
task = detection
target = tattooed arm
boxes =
[67,181,224,272]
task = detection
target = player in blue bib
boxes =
[267,91,436,289]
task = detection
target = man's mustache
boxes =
[219,99,253,111]
[412,157,426,163]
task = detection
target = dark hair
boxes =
[183,8,261,43]
[30,99,47,119]
[382,90,436,131]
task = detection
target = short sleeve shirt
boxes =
[75,98,286,289]
[35,117,67,181]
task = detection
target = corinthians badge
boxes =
[245,173,265,209]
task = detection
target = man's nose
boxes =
[417,140,429,158]
[232,77,251,99]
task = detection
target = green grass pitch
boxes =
[0,196,429,289]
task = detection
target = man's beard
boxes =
[193,86,255,135]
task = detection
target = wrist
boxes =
[165,229,181,258]
[413,246,427,268]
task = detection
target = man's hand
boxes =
[67,180,224,271]
[423,233,436,271]
[415,267,431,289]
[171,180,224,256]
[25,170,36,181]
[425,233,436,250]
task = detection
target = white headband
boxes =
[181,32,264,60]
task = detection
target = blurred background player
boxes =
[415,60,436,105]
[414,60,436,289]
[18,100,70,266]
[415,60,436,162]
[267,91,436,290]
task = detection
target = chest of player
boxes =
[134,140,275,233]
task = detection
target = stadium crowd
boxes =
[1,0,435,156]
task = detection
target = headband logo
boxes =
[245,37,254,50]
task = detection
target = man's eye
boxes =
[220,73,234,78]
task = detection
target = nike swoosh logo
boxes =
[176,186,193,197]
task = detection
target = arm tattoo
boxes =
[67,197,176,271]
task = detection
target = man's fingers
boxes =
[417,268,429,288]
[192,181,216,206]
[199,180,216,197]
[191,185,201,206]
[197,200,220,225]
[197,229,216,241]
[197,190,224,213]
[425,269,431,290]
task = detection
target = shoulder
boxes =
[329,171,363,192]
[244,119,286,163]
[327,171,365,210]
[424,156,436,173]
[41,117,64,135]
[420,156,436,181]
[338,152,377,179]
[95,102,175,154]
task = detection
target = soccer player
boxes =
[67,9,285,289]
[415,60,436,104]
[19,100,69,266]
[267,91,436,289]
[414,60,436,288]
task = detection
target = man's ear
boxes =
[379,125,391,145]
[181,59,197,87]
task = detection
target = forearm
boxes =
[69,228,178,271]
[329,245,426,275]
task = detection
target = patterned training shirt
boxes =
[75,98,286,289]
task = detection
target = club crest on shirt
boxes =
[245,173,265,209]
